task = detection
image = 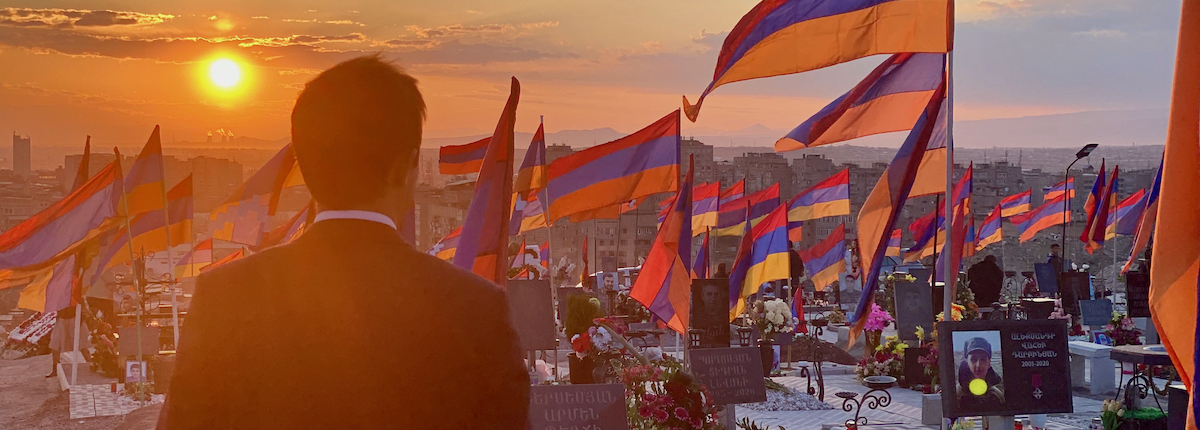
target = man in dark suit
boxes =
[159,56,529,429]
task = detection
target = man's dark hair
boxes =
[1050,244,1060,249]
[983,255,996,263]
[292,55,426,209]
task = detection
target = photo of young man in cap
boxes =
[954,331,1005,412]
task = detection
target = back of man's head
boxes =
[292,55,426,210]
[984,255,997,264]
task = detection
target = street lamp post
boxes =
[1060,143,1099,274]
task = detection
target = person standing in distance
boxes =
[160,55,529,429]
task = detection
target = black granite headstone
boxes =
[528,383,627,429]
[1126,273,1150,318]
[1060,272,1090,316]
[689,347,768,404]
[1033,263,1058,295]
[894,281,934,341]
[938,319,1072,418]
[691,279,730,348]
[506,280,557,351]
[1078,299,1113,327]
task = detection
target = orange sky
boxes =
[0,1,1182,149]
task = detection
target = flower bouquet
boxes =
[936,303,965,322]
[863,302,893,351]
[750,299,797,340]
[622,360,721,430]
[915,326,940,392]
[571,317,629,382]
[855,334,906,382]
[1105,313,1142,346]
[1101,399,1125,430]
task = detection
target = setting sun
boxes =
[209,59,241,88]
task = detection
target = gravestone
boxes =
[894,281,934,341]
[903,346,930,388]
[506,280,557,351]
[1078,299,1113,327]
[1033,263,1058,295]
[909,267,933,284]
[528,383,627,429]
[689,347,768,404]
[117,326,160,356]
[938,319,1072,418]
[1125,273,1150,318]
[691,279,730,348]
[1022,298,1057,320]
[1060,272,1090,316]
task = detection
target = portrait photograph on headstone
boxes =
[939,320,1073,418]
[691,279,730,348]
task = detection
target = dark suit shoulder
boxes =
[192,245,295,301]
[398,247,507,300]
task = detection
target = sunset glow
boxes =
[208,59,241,88]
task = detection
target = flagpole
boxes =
[943,45,956,321]
[157,158,181,352]
[114,149,145,405]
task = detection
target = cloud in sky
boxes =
[0,0,1186,148]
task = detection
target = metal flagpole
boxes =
[114,149,145,405]
[943,46,955,322]
[157,157,181,351]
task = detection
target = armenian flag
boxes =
[720,180,745,206]
[71,137,91,192]
[776,53,946,151]
[1123,159,1162,273]
[1080,161,1108,252]
[904,217,944,263]
[905,83,949,199]
[976,204,1003,252]
[1086,166,1119,253]
[509,193,548,235]
[797,223,847,291]
[885,229,902,257]
[514,124,547,195]
[728,204,790,321]
[14,255,76,313]
[453,78,520,286]
[547,111,680,223]
[933,164,974,284]
[682,0,952,121]
[849,81,944,349]
[124,126,168,217]
[439,137,489,175]
[1043,178,1075,201]
[259,201,313,250]
[210,144,300,246]
[202,248,245,273]
[693,230,710,278]
[176,238,214,278]
[95,175,193,272]
[788,220,803,243]
[715,184,780,236]
[1011,194,1069,243]
[999,190,1032,217]
[657,182,722,235]
[1148,1,1200,422]
[787,169,851,221]
[1109,189,1146,238]
[429,227,462,261]
[630,157,694,334]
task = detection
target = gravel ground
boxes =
[741,386,835,412]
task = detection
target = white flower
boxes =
[645,347,664,362]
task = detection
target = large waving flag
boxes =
[693,231,710,278]
[850,81,944,349]
[719,180,745,206]
[1123,159,1162,273]
[787,169,851,221]
[656,182,722,235]
[630,157,694,334]
[439,137,489,175]
[514,124,547,195]
[714,183,780,236]
[210,144,299,246]
[176,238,214,278]
[1011,194,1069,243]
[905,84,950,198]
[797,223,847,291]
[259,201,314,250]
[453,78,520,286]
[1043,178,1076,201]
[1079,161,1108,252]
[776,53,946,151]
[428,227,462,261]
[1109,189,1146,238]
[728,204,790,321]
[1149,1,1200,423]
[547,111,680,223]
[904,217,944,263]
[682,0,952,121]
[999,190,1032,217]
[124,126,168,217]
[976,204,1003,252]
[0,159,122,274]
[95,175,193,273]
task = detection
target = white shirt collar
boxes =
[313,210,397,230]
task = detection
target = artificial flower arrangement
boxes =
[936,302,965,322]
[571,317,628,359]
[621,358,721,430]
[1104,312,1142,346]
[864,302,894,331]
[750,298,797,340]
[855,334,906,382]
